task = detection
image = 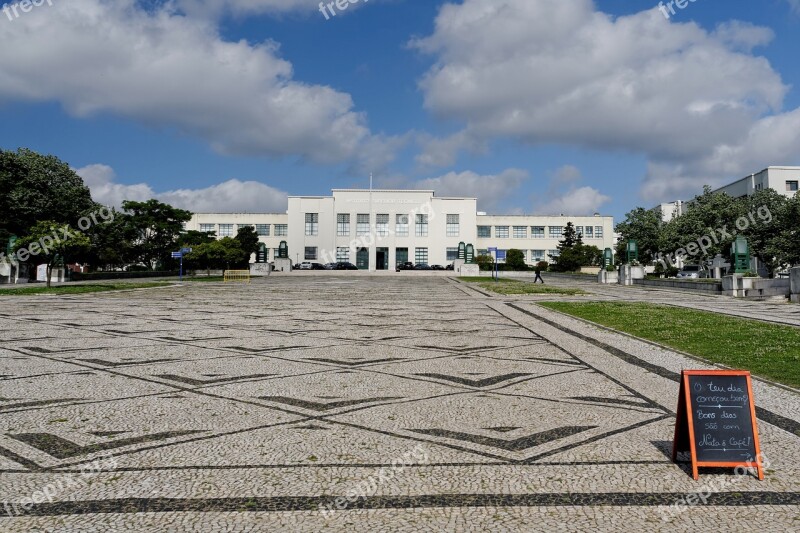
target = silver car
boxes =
[676,265,709,279]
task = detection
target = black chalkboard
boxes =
[687,374,757,463]
[672,370,764,480]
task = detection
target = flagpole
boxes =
[369,173,374,272]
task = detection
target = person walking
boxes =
[534,264,544,284]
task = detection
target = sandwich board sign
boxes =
[672,370,763,480]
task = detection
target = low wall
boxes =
[633,279,722,293]
[722,276,790,299]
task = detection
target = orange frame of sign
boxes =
[671,370,764,481]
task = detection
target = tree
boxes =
[550,222,583,272]
[83,209,137,271]
[234,226,260,268]
[121,199,192,270]
[476,254,494,271]
[505,249,527,271]
[0,148,97,249]
[615,207,663,264]
[13,221,91,287]
[185,238,244,275]
[179,230,217,247]
[766,192,800,269]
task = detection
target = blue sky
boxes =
[1,0,799,222]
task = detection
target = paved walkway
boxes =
[0,277,798,531]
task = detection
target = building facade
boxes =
[711,167,799,199]
[186,189,616,269]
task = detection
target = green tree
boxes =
[83,209,137,270]
[550,222,582,272]
[615,207,663,264]
[179,230,217,247]
[0,148,97,249]
[185,238,244,275]
[234,226,260,268]
[766,192,800,269]
[505,249,527,271]
[476,254,494,271]
[121,199,192,269]
[13,221,91,287]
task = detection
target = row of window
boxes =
[323,213,455,238]
[198,223,288,237]
[478,226,604,239]
[304,248,562,263]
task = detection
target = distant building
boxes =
[654,166,799,222]
[186,189,615,269]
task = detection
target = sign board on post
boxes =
[672,370,764,480]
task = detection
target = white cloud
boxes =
[76,164,288,213]
[412,0,800,203]
[415,131,487,168]
[0,0,391,168]
[415,168,528,212]
[788,0,800,14]
[537,186,611,216]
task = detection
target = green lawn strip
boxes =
[0,282,172,296]
[461,277,588,296]
[538,301,800,389]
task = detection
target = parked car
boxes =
[414,263,432,270]
[324,263,338,270]
[445,264,455,271]
[676,265,709,279]
[298,262,313,270]
[336,262,359,270]
[310,263,326,270]
[430,264,445,270]
[396,261,414,271]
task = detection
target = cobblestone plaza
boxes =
[0,277,798,531]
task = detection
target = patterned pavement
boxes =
[0,276,798,531]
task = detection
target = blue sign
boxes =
[181,247,193,254]
[171,252,182,259]
[495,250,506,260]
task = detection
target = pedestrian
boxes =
[534,264,544,284]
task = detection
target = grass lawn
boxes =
[538,301,800,388]
[0,282,172,296]
[461,277,588,296]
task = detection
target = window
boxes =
[548,249,560,259]
[575,226,583,236]
[477,226,491,238]
[304,247,318,261]
[336,247,350,262]
[584,226,594,238]
[199,224,215,234]
[415,214,428,237]
[255,224,270,237]
[218,224,234,237]
[531,250,545,262]
[513,226,527,239]
[396,215,409,237]
[415,247,428,264]
[237,224,253,231]
[595,226,604,238]
[787,180,799,192]
[337,214,350,237]
[275,224,288,237]
[273,248,280,259]
[396,248,408,264]
[549,226,563,239]
[478,249,488,257]
[357,214,370,236]
[305,213,319,236]
[495,226,509,238]
[446,214,460,237]
[376,214,390,237]
[446,247,459,261]
[531,226,545,239]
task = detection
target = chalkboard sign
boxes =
[672,370,763,480]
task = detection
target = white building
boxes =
[186,189,615,269]
[711,167,799,199]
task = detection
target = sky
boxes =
[1,0,799,222]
